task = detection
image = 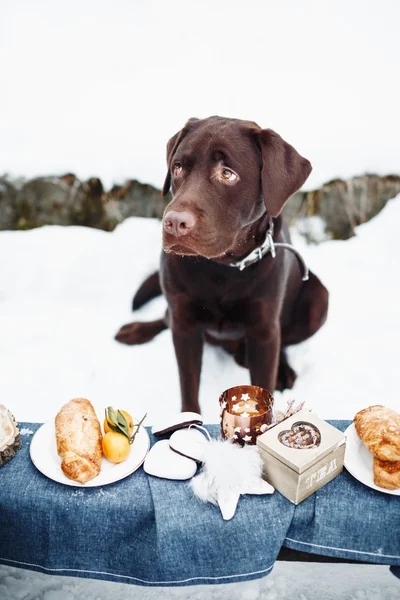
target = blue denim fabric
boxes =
[284,420,400,569]
[0,421,399,587]
[0,423,293,586]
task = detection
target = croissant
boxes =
[354,405,400,462]
[55,398,102,484]
[373,457,400,490]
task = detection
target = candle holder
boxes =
[219,385,274,446]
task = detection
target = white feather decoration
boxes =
[190,438,274,520]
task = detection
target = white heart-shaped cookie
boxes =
[169,427,209,463]
[144,440,197,480]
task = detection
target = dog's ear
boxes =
[161,130,183,197]
[256,129,312,217]
[161,118,199,198]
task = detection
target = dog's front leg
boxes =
[168,296,204,413]
[246,324,281,393]
[172,327,204,413]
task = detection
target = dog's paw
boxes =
[115,322,154,345]
[276,358,297,391]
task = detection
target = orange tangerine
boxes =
[104,409,134,436]
[102,431,131,463]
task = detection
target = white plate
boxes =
[30,417,150,487]
[344,423,400,496]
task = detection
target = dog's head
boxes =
[161,116,311,258]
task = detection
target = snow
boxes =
[0,562,398,600]
[1,198,400,598]
[1,199,399,425]
[2,1,399,596]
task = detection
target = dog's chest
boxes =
[165,255,274,329]
[190,289,252,332]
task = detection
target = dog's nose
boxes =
[163,211,195,237]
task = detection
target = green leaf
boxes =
[107,422,128,436]
[105,407,130,440]
[107,407,118,424]
[117,411,128,429]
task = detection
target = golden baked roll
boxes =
[55,398,102,484]
[354,405,400,462]
[373,457,400,490]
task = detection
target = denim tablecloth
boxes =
[0,421,399,586]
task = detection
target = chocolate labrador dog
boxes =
[116,116,328,413]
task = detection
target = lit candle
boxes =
[232,398,261,416]
[219,385,274,446]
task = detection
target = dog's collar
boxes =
[229,217,309,281]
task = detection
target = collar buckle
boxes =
[228,217,309,281]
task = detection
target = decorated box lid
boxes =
[256,409,345,474]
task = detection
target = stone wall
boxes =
[284,174,400,240]
[0,175,168,233]
[1,172,399,241]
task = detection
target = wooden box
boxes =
[256,409,346,504]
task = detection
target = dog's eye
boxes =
[173,163,183,177]
[221,168,238,182]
